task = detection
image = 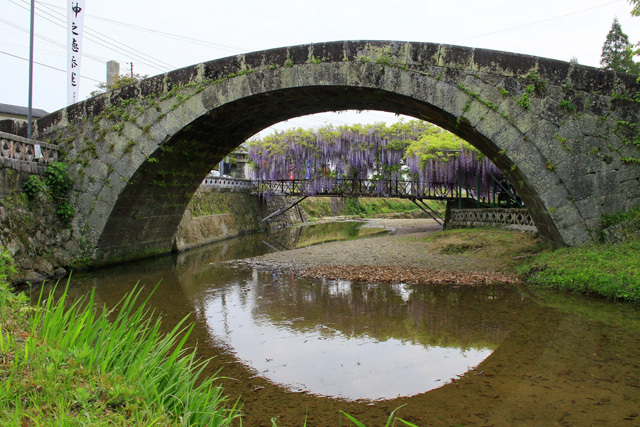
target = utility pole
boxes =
[27,0,35,138]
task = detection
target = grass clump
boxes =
[519,239,640,302]
[341,405,418,426]
[520,205,640,302]
[425,228,541,269]
[0,249,239,426]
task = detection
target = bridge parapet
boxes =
[0,131,58,174]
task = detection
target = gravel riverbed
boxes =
[235,218,524,285]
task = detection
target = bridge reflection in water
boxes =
[198,274,507,400]
[56,225,640,425]
[62,224,517,401]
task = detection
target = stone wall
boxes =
[1,171,306,284]
[0,192,77,286]
[0,156,81,285]
[174,187,307,251]
[0,165,44,199]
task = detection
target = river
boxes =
[47,221,640,426]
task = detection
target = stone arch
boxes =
[27,41,640,265]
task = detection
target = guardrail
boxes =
[254,178,489,200]
[0,132,58,165]
[200,176,255,190]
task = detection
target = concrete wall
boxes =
[174,188,307,251]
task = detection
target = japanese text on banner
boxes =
[67,1,85,105]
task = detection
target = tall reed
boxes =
[0,249,239,426]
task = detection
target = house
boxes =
[0,103,49,122]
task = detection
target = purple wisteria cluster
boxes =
[247,121,504,198]
[405,147,503,198]
[248,125,413,180]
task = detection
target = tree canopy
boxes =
[89,73,148,97]
[600,17,639,75]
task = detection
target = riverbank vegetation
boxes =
[426,227,541,273]
[300,196,444,219]
[0,250,239,426]
[519,205,640,302]
[520,238,640,302]
[421,223,640,303]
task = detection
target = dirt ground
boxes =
[240,218,539,285]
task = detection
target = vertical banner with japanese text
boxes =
[67,0,85,105]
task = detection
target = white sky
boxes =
[2,0,639,137]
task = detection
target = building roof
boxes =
[0,103,49,118]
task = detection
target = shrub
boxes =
[44,162,73,199]
[23,175,46,200]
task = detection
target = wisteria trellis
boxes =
[247,120,504,198]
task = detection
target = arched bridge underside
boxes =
[16,40,640,264]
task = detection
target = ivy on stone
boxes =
[23,162,74,223]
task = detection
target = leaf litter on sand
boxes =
[299,265,520,286]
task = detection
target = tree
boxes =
[600,17,639,75]
[89,73,148,97]
[630,0,640,17]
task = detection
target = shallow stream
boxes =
[50,222,640,426]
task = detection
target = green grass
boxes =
[341,405,419,426]
[425,227,542,272]
[519,238,640,302]
[300,197,443,219]
[600,203,640,229]
[0,250,239,426]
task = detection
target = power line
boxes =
[87,16,247,54]
[36,0,246,54]
[34,0,176,70]
[0,16,110,63]
[10,0,172,71]
[453,0,625,43]
[8,0,173,71]
[0,49,102,82]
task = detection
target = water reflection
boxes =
[60,223,519,401]
[43,223,640,425]
[267,220,385,250]
[50,223,640,425]
[194,267,511,400]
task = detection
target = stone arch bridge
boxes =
[7,40,640,265]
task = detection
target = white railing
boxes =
[200,176,255,190]
[0,132,58,164]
